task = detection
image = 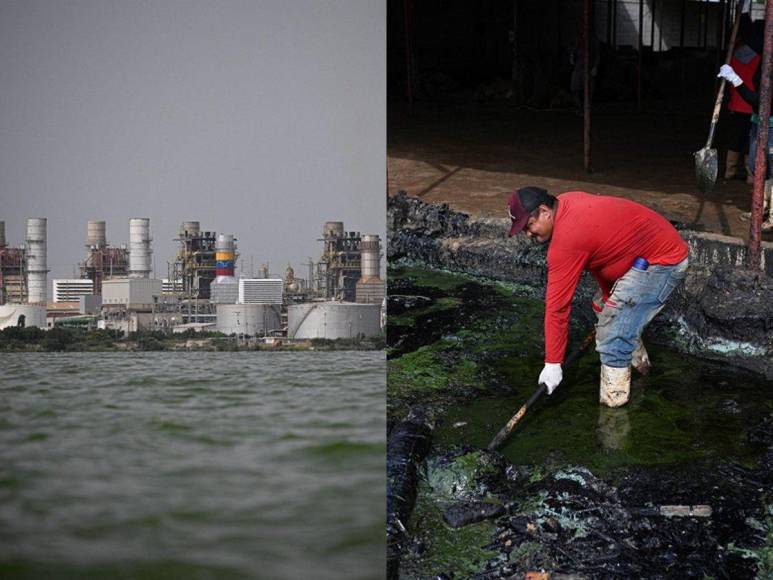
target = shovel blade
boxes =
[694,147,718,193]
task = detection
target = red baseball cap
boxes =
[507,187,551,237]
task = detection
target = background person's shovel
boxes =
[694,6,742,193]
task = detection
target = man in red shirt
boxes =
[508,187,689,407]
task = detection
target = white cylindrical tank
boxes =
[0,304,46,329]
[128,218,152,278]
[288,302,381,339]
[0,220,5,247]
[87,220,106,248]
[26,218,47,304]
[360,234,381,278]
[216,303,282,336]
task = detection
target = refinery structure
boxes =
[0,217,385,341]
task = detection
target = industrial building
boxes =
[0,220,27,304]
[0,215,385,340]
[53,279,94,303]
[171,222,217,299]
[239,278,284,304]
[79,221,128,294]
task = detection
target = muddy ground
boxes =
[387,265,773,579]
[388,98,773,242]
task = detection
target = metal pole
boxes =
[612,0,617,49]
[584,0,592,173]
[749,0,773,270]
[403,0,414,115]
[650,0,656,50]
[717,0,728,72]
[638,0,644,109]
[607,0,613,45]
[512,0,518,101]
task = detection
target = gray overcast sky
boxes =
[0,0,385,292]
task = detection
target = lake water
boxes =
[0,351,386,579]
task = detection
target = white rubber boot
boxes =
[631,342,651,375]
[600,364,631,408]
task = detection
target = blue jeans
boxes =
[748,120,773,179]
[595,258,689,368]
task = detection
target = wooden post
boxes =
[584,0,592,173]
[749,0,773,270]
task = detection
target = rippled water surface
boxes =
[0,352,386,579]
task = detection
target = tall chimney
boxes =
[360,234,381,279]
[87,220,106,248]
[0,221,6,248]
[26,218,48,303]
[128,218,152,278]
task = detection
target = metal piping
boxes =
[748,0,773,270]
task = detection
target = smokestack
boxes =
[87,220,106,248]
[26,218,48,303]
[180,221,200,237]
[210,233,238,304]
[360,234,381,279]
[0,221,5,248]
[128,218,152,278]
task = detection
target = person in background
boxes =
[724,37,760,180]
[718,10,772,229]
[570,28,600,115]
[507,187,688,407]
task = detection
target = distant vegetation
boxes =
[0,326,385,352]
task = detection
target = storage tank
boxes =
[87,220,106,248]
[26,218,47,304]
[128,218,152,278]
[216,303,281,336]
[288,301,381,339]
[0,304,46,329]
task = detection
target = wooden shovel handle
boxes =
[706,4,744,149]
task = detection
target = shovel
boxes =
[694,6,743,193]
[487,328,596,451]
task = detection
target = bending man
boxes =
[507,187,689,407]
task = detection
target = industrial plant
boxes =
[0,217,385,342]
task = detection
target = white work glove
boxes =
[539,363,563,395]
[718,64,743,87]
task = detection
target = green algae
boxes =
[399,452,501,578]
[425,451,499,500]
[390,265,772,474]
[389,264,773,576]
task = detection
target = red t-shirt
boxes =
[544,192,688,363]
[728,47,760,115]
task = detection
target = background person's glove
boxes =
[742,0,751,14]
[718,64,743,87]
[539,363,563,395]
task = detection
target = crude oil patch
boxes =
[388,264,773,579]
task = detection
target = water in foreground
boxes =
[0,351,385,580]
